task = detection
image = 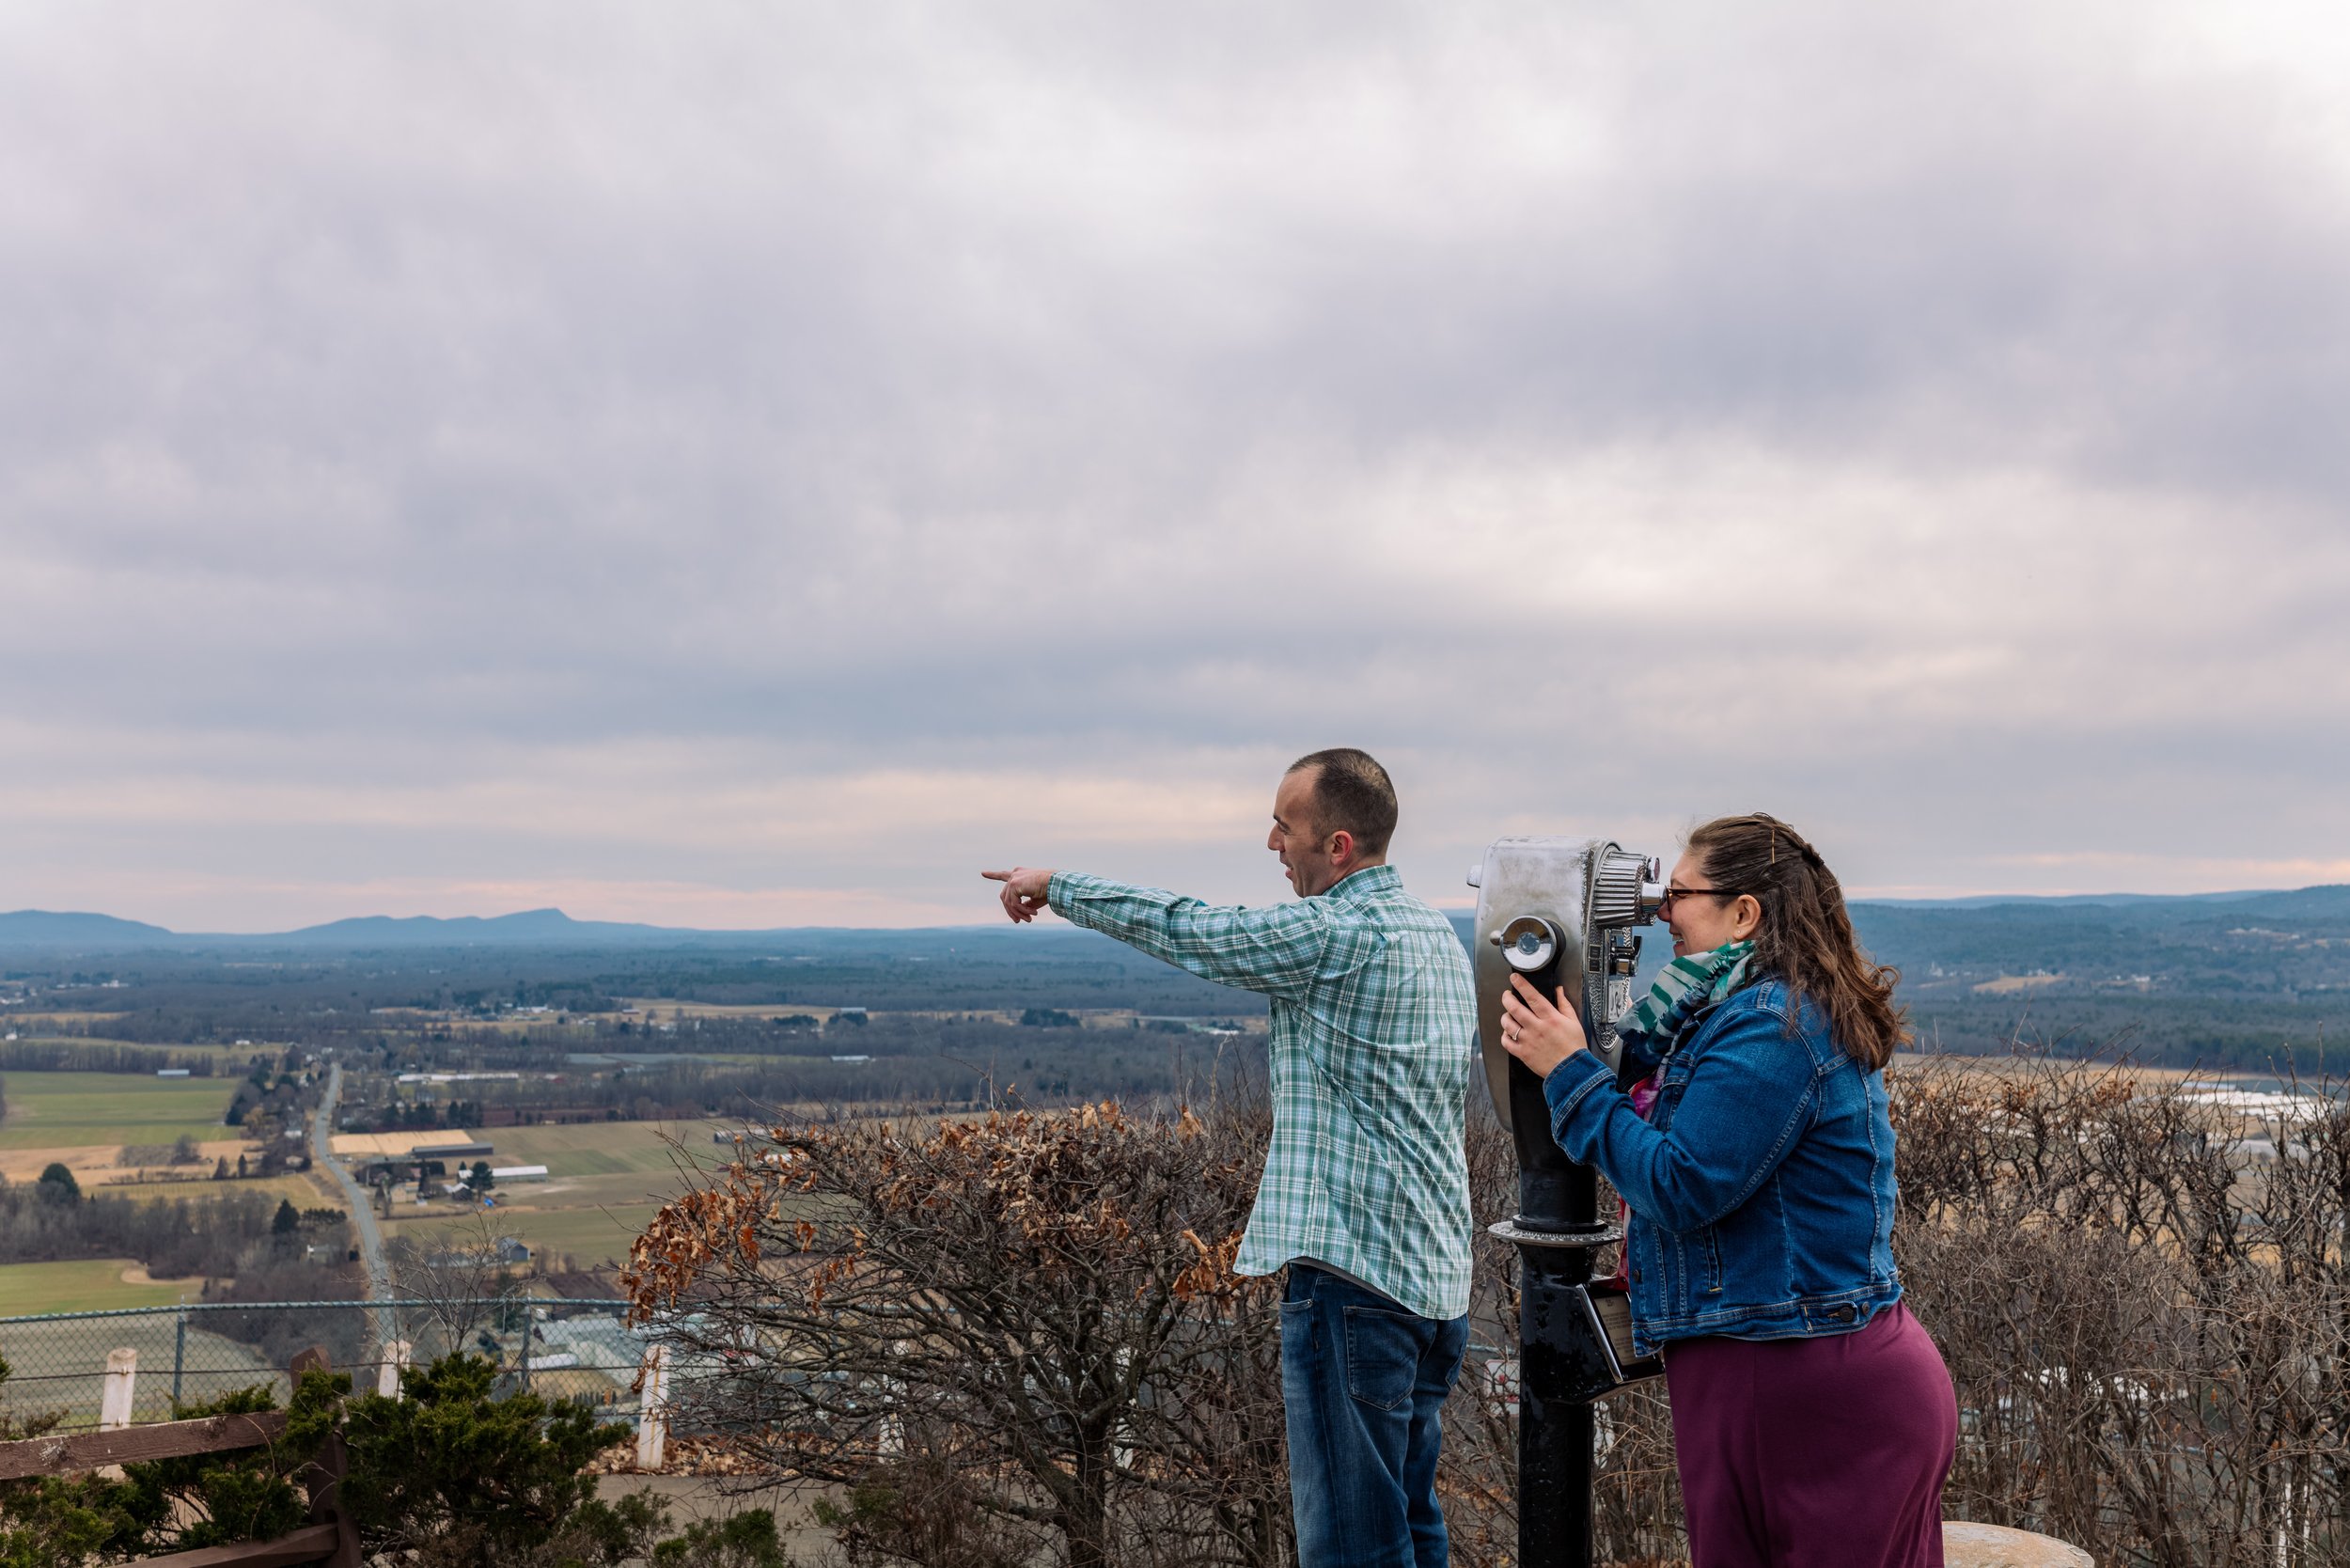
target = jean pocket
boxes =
[1280,1296,1317,1352]
[1343,1305,1418,1411]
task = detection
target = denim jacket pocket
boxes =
[1699,1226,1725,1296]
[1343,1304,1418,1411]
[1651,1067,1695,1133]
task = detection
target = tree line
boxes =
[0,1040,225,1074]
[0,1178,346,1286]
[364,1016,1263,1127]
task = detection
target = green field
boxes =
[517,1171,692,1211]
[487,1121,720,1177]
[338,1120,776,1275]
[384,1202,671,1270]
[0,1071,235,1151]
[90,1173,325,1210]
[0,1258,188,1315]
[2,1036,261,1057]
[367,1122,746,1270]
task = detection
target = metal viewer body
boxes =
[1469,836,1667,1568]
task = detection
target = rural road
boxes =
[312,1059,396,1347]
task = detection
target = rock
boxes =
[1943,1520,2094,1567]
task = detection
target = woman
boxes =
[1498,813,1956,1568]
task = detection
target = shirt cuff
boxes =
[1044,870,1085,916]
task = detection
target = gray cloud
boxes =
[2,1,2347,926]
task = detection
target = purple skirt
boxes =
[1663,1300,1957,1568]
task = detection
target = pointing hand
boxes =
[982,868,1056,923]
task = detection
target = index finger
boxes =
[981,870,1012,882]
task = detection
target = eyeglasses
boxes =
[1659,885,1745,917]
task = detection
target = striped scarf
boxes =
[1616,938,1757,1060]
[1602,937,1761,1276]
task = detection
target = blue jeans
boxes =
[1281,1263,1470,1568]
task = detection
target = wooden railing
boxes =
[2,1329,675,1564]
[0,1348,361,1568]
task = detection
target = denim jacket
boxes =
[1540,979,1902,1356]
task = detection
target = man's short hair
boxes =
[1286,748,1399,857]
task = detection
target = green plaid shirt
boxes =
[1048,865,1476,1320]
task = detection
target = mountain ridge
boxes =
[0,905,1080,950]
[6,884,2346,950]
[0,910,177,945]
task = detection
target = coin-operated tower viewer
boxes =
[1469,838,1667,1568]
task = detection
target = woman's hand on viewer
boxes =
[982,868,1056,923]
[1498,972,1586,1078]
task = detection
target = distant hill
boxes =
[1856,886,2350,917]
[5,882,2349,972]
[5,886,2348,1066]
[0,904,1120,954]
[0,910,177,947]
[1845,885,2350,969]
[0,904,688,952]
[280,908,675,946]
[1859,889,2280,909]
[2226,885,2350,919]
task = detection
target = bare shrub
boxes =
[624,1054,2350,1568]
[817,1446,1051,1568]
[389,1208,530,1357]
[625,1098,1288,1568]
[1893,1052,2350,1567]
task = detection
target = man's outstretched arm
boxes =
[983,867,1327,1000]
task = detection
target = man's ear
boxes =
[1326,829,1356,867]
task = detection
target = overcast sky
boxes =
[4,2,2347,930]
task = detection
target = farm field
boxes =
[487,1120,728,1177]
[0,1168,338,1315]
[363,1120,735,1270]
[384,1201,671,1270]
[0,1070,233,1152]
[3,1138,241,1186]
[358,1116,851,1270]
[0,1035,261,1056]
[515,1170,697,1212]
[0,1258,188,1315]
[86,1172,330,1211]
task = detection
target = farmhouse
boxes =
[330,1128,497,1184]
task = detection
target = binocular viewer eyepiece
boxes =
[1497,916,1561,974]
[1469,838,1665,1142]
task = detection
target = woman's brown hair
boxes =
[1684,813,1910,1071]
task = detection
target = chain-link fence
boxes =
[0,1297,655,1433]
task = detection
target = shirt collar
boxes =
[1318,863,1401,901]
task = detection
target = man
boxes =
[984,747,1477,1568]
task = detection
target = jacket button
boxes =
[1832,1305,1856,1324]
